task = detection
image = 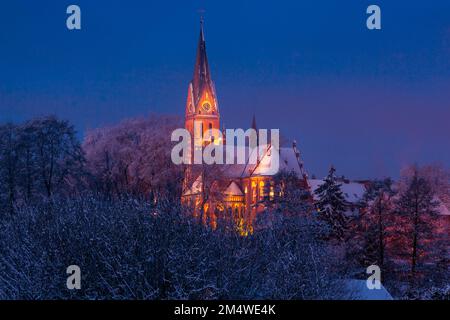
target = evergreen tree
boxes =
[314,166,348,241]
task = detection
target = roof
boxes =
[224,181,244,196]
[184,144,307,194]
[252,145,305,177]
[308,179,366,204]
[222,144,305,179]
[183,175,203,196]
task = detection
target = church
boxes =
[181,20,311,233]
[181,20,365,233]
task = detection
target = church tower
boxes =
[185,18,220,156]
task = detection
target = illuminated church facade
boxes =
[181,20,310,233]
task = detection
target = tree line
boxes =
[0,191,345,299]
[0,117,85,210]
[0,115,184,212]
[0,115,448,299]
[311,165,449,298]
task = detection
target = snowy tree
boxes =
[314,166,349,241]
[410,165,448,283]
[400,164,449,199]
[186,163,227,226]
[16,122,39,201]
[396,167,440,278]
[28,116,86,197]
[0,117,85,204]
[0,192,345,300]
[0,124,21,212]
[359,178,396,267]
[83,114,183,200]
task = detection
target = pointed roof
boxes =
[192,19,215,106]
[183,175,203,196]
[224,181,244,196]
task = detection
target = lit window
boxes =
[259,181,265,197]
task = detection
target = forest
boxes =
[0,115,448,300]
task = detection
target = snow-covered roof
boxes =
[224,181,244,196]
[252,145,304,176]
[184,143,306,194]
[308,179,366,204]
[222,145,253,178]
[183,175,203,196]
[222,144,304,178]
[343,279,393,300]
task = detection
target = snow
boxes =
[223,144,304,178]
[343,280,393,300]
[223,181,244,196]
[308,179,366,204]
[185,144,306,195]
[252,145,304,176]
[183,175,203,196]
[435,197,450,216]
[341,182,366,203]
[222,145,254,178]
[223,163,248,178]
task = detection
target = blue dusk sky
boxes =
[0,0,449,179]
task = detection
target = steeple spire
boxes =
[190,17,217,111]
[200,15,205,41]
[184,18,220,144]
